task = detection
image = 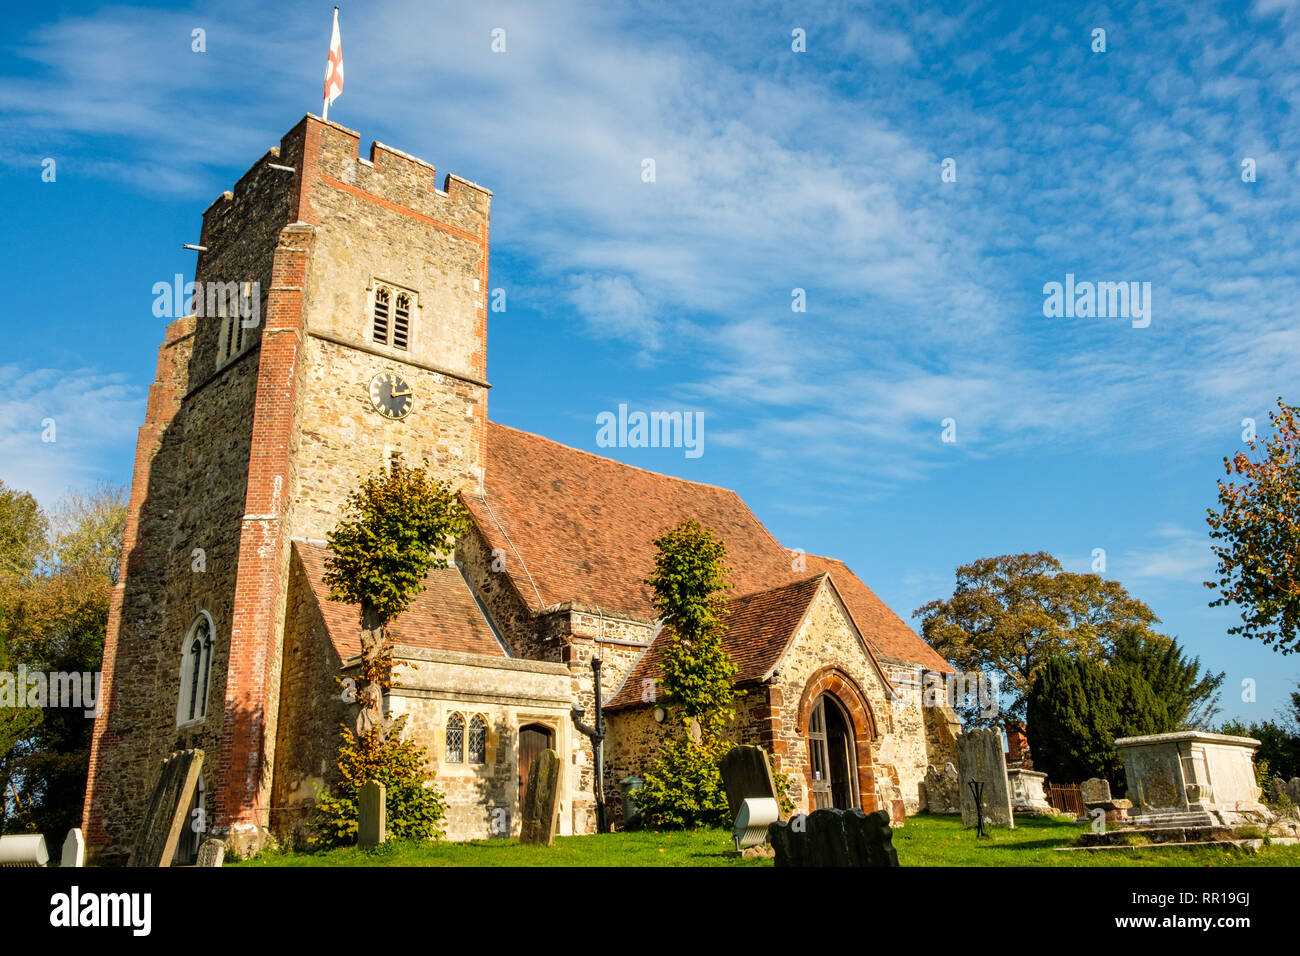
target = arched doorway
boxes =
[807,694,860,810]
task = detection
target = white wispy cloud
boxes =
[0,366,144,507]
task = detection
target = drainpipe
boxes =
[570,655,609,834]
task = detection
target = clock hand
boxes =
[390,388,411,397]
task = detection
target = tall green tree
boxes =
[1206,397,1300,654]
[0,484,124,839]
[638,518,737,829]
[323,455,469,741]
[314,456,467,847]
[0,485,46,580]
[1026,655,1168,791]
[915,552,1161,728]
[1109,626,1224,730]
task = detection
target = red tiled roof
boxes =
[293,541,505,659]
[605,574,826,709]
[465,421,952,671]
[465,422,799,614]
[803,553,953,673]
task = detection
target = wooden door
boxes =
[518,724,554,806]
[807,699,833,810]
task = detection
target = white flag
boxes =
[323,7,343,120]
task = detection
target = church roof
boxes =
[803,554,952,673]
[293,541,506,660]
[604,574,828,710]
[467,422,952,672]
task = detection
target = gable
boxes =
[604,574,825,710]
[803,554,954,673]
[773,576,898,702]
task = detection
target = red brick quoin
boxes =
[794,666,880,814]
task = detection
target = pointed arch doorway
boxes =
[807,694,860,810]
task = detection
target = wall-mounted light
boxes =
[653,706,666,723]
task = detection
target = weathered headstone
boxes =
[1080,777,1111,805]
[1007,769,1053,814]
[719,744,779,822]
[768,808,898,867]
[196,839,225,867]
[128,748,204,867]
[61,828,85,868]
[358,780,386,849]
[955,729,1013,828]
[520,748,561,846]
[921,762,961,813]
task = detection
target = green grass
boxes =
[231,814,1300,867]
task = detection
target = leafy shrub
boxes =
[638,735,731,830]
[311,719,446,849]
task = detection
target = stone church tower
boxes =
[83,115,493,859]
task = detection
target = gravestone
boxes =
[1080,777,1111,805]
[128,749,204,867]
[1272,776,1300,806]
[0,834,49,867]
[921,762,961,813]
[520,748,561,846]
[1079,775,1131,823]
[768,808,898,867]
[719,745,780,822]
[955,729,1013,828]
[358,781,386,849]
[61,828,85,868]
[196,839,225,867]
[1007,769,1053,814]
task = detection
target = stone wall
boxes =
[388,648,575,841]
[269,547,349,845]
[766,582,896,817]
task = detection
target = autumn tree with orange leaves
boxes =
[1206,398,1300,655]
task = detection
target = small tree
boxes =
[1206,398,1300,654]
[1027,655,1167,792]
[638,519,737,828]
[313,456,468,847]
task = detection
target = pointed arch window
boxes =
[177,613,215,728]
[445,713,464,763]
[468,715,487,764]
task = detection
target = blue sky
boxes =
[1,0,1298,724]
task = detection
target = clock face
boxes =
[368,371,413,420]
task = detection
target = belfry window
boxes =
[215,283,255,368]
[177,613,215,728]
[370,282,416,351]
[446,713,464,763]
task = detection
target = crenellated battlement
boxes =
[200,116,490,234]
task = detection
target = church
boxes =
[81,115,959,861]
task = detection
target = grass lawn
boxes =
[232,813,1300,867]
